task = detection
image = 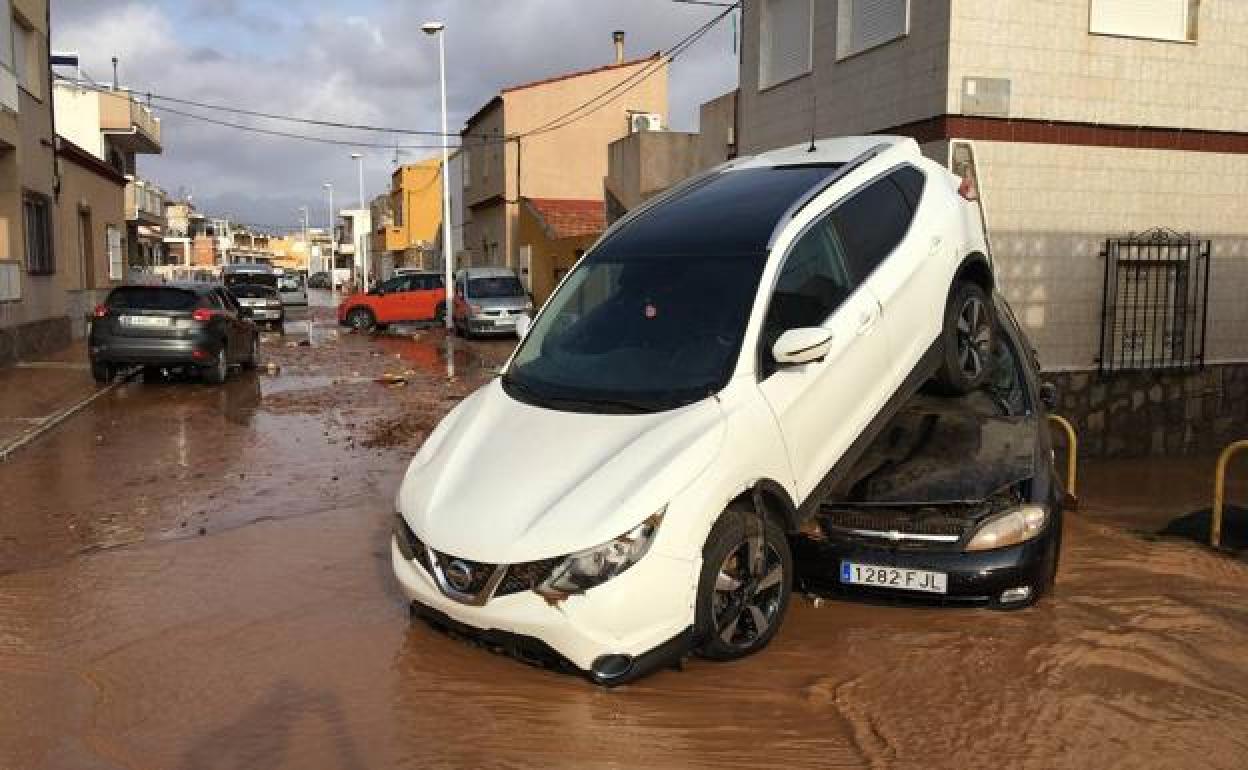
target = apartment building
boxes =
[460,33,667,293]
[372,157,443,273]
[736,0,1248,456]
[0,0,64,364]
[53,80,164,268]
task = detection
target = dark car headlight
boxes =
[536,510,664,600]
[965,504,1047,551]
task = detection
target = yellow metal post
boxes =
[1212,440,1248,548]
[1047,415,1078,507]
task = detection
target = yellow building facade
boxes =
[371,157,443,271]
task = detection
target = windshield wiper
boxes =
[501,375,655,414]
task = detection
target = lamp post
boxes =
[323,182,335,302]
[423,20,454,332]
[350,151,368,290]
[297,205,311,336]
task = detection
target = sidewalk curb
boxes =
[0,368,138,462]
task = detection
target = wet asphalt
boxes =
[2,291,1247,769]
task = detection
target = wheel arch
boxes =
[724,479,801,534]
[954,251,994,293]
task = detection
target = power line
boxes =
[514,2,738,140]
[53,73,458,137]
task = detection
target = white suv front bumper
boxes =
[390,536,698,682]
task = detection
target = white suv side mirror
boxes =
[515,314,532,341]
[772,327,833,366]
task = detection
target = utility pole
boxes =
[323,183,336,303]
[423,21,454,334]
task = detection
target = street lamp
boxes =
[297,205,311,337]
[350,151,368,289]
[423,20,454,332]
[323,182,336,301]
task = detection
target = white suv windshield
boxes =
[503,164,839,414]
[505,253,766,412]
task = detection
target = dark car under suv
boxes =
[794,295,1064,609]
[89,284,260,385]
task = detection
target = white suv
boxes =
[392,136,996,685]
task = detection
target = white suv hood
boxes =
[397,379,725,564]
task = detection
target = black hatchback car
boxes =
[88,284,259,385]
[794,296,1063,608]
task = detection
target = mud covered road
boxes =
[3,296,1248,769]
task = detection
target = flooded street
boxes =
[3,294,1248,769]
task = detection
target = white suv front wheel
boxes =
[933,281,996,395]
[694,508,792,661]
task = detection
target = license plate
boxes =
[122,315,170,327]
[840,562,947,594]
[493,317,516,327]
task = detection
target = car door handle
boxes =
[857,306,879,334]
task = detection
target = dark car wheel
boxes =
[694,508,792,662]
[91,360,113,384]
[933,281,996,395]
[346,307,375,331]
[203,347,228,385]
[241,334,259,370]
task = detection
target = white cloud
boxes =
[51,0,739,228]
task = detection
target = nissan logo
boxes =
[445,560,475,593]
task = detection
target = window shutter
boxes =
[850,0,908,54]
[1089,0,1190,42]
[759,0,812,88]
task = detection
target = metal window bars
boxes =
[1098,227,1211,375]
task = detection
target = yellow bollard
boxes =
[1212,440,1248,548]
[1047,414,1078,508]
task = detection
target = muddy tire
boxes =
[346,307,374,331]
[694,508,792,662]
[932,281,995,395]
[203,347,228,385]
[91,360,113,384]
[241,334,259,370]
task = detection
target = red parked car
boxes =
[337,272,447,331]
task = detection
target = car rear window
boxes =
[230,284,279,299]
[224,272,277,289]
[106,287,201,311]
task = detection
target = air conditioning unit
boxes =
[629,112,662,133]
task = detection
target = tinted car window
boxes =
[107,287,199,311]
[468,276,524,298]
[891,165,926,211]
[229,284,279,299]
[224,272,277,289]
[833,175,914,282]
[761,216,855,375]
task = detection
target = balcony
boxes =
[100,91,162,154]
[374,225,411,253]
[126,179,167,227]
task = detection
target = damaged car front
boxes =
[795,298,1063,608]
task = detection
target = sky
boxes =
[50,0,740,232]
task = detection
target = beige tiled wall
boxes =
[978,141,1248,369]
[949,0,1248,131]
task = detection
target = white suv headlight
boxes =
[536,509,664,600]
[965,505,1047,551]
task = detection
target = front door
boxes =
[756,210,891,504]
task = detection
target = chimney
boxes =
[612,30,625,64]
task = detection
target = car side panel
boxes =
[865,166,963,388]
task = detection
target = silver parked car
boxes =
[453,267,533,337]
[277,271,308,306]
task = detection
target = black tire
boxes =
[142,365,164,381]
[203,347,228,385]
[91,360,113,384]
[346,307,375,331]
[932,281,996,395]
[241,333,259,370]
[694,507,792,662]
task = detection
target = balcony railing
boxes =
[100,90,162,154]
[126,179,167,224]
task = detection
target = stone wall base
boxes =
[0,316,72,367]
[1045,364,1248,458]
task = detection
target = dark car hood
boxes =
[845,403,1038,505]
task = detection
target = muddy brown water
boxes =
[3,314,1248,768]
